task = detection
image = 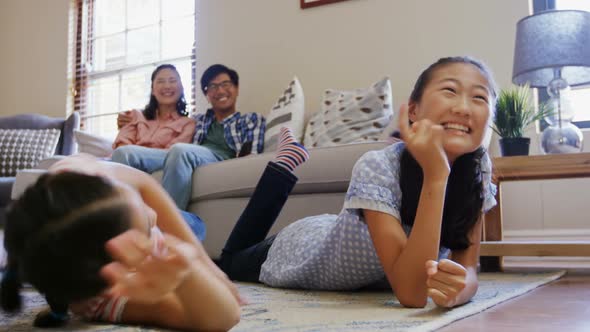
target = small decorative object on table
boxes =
[512,10,590,154]
[491,84,552,156]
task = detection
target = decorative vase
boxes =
[499,137,530,156]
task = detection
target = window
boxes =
[534,0,590,128]
[71,0,196,138]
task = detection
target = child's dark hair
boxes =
[400,148,486,249]
[400,56,496,249]
[144,64,189,120]
[200,64,239,95]
[1,172,131,312]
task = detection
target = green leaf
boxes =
[491,83,555,138]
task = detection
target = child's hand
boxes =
[425,259,467,308]
[100,230,199,304]
[398,104,450,179]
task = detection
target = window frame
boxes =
[71,0,197,135]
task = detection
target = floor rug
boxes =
[0,270,564,332]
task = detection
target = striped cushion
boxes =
[264,77,305,151]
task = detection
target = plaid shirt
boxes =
[192,109,266,155]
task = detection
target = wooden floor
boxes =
[438,268,590,332]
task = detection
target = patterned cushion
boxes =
[303,77,394,148]
[264,77,305,151]
[0,129,61,177]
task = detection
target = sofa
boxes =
[0,113,80,225]
[13,140,390,258]
[153,141,390,258]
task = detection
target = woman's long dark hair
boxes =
[1,172,130,312]
[399,56,497,250]
[143,64,189,120]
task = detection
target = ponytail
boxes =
[1,259,23,312]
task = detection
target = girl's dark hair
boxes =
[400,148,486,249]
[399,56,497,249]
[1,172,131,312]
[200,64,239,95]
[410,56,498,104]
[143,64,189,120]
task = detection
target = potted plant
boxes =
[491,84,553,156]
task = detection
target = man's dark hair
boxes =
[1,172,131,312]
[200,64,239,95]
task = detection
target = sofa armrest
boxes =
[11,169,48,200]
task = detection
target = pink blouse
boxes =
[113,110,196,149]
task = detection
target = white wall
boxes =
[0,0,70,118]
[194,0,528,126]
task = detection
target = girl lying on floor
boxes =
[0,127,308,331]
[216,56,498,308]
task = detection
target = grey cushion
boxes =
[0,113,81,221]
[0,113,80,155]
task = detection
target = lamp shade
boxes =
[512,10,590,87]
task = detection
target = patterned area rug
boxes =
[0,271,564,332]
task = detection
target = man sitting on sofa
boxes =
[113,64,266,210]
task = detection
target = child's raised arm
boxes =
[364,104,451,308]
[102,161,243,308]
[100,230,240,331]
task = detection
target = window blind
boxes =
[70,0,197,137]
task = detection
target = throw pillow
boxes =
[264,77,305,151]
[303,77,394,148]
[0,129,61,177]
[74,129,114,158]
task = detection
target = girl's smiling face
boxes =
[408,62,493,162]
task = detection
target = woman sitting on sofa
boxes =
[217,56,498,309]
[111,64,205,241]
[111,64,196,164]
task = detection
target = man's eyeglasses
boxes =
[205,80,234,93]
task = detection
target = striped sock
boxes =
[274,127,309,172]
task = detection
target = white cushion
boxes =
[0,129,61,177]
[264,77,305,151]
[74,129,114,157]
[304,77,394,148]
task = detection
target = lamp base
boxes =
[540,122,584,154]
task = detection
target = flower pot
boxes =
[499,137,530,156]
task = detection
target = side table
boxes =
[480,152,590,271]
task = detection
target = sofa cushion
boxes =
[74,129,114,157]
[184,141,389,202]
[264,77,305,151]
[303,77,394,148]
[0,129,61,177]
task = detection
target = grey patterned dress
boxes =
[260,142,497,290]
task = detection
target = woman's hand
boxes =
[100,230,200,303]
[425,259,467,308]
[117,110,135,129]
[398,104,450,180]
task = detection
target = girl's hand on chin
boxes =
[398,104,450,180]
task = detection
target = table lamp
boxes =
[512,10,590,154]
